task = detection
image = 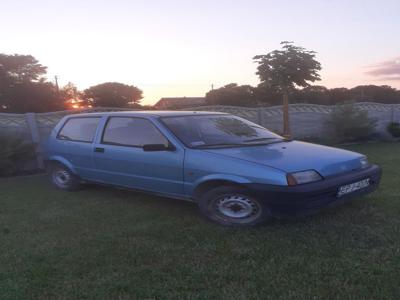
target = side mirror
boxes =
[142,143,175,152]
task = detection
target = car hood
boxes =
[203,141,364,177]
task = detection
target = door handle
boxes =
[94,147,105,153]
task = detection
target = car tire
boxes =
[198,186,272,226]
[48,162,81,191]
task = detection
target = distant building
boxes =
[154,97,206,109]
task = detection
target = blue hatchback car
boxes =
[44,111,381,226]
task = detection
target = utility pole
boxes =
[54,76,60,92]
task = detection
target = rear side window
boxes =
[102,117,168,147]
[58,117,100,143]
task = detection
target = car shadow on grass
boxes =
[79,182,376,229]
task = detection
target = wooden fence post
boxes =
[26,113,45,169]
[257,107,264,126]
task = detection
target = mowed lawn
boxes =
[1,143,399,300]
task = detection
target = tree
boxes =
[293,85,329,104]
[0,54,47,83]
[253,42,321,137]
[84,82,143,108]
[205,83,256,106]
[327,88,350,105]
[0,54,65,112]
[61,82,90,109]
[349,85,400,103]
[3,80,65,113]
[61,82,81,101]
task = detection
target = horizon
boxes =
[2,0,399,105]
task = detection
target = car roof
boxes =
[65,110,228,118]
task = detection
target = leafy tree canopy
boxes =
[206,84,400,106]
[205,83,256,107]
[84,82,143,108]
[349,85,399,103]
[2,81,64,113]
[0,54,64,113]
[0,54,47,83]
[253,41,321,91]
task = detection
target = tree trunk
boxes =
[282,91,290,138]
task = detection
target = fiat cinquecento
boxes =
[44,111,381,226]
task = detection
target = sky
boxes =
[1,0,400,105]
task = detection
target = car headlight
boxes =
[360,157,370,169]
[287,170,323,186]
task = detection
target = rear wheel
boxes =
[198,186,271,226]
[49,163,81,191]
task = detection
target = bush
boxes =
[328,103,377,142]
[0,133,35,176]
[387,122,400,138]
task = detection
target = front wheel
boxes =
[198,186,271,226]
[49,163,81,191]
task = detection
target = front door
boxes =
[92,116,184,197]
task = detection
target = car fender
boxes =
[193,173,252,187]
[46,155,78,175]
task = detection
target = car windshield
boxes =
[161,114,283,148]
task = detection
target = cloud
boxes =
[366,57,400,80]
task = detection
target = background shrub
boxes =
[387,122,400,138]
[328,103,377,142]
[0,133,35,176]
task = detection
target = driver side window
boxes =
[102,117,169,147]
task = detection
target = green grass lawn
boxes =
[1,142,399,300]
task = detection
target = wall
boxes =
[187,103,400,139]
[1,103,399,170]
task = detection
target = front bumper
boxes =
[245,165,382,217]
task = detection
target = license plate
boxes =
[337,178,370,197]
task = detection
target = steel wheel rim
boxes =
[53,169,71,187]
[215,194,261,221]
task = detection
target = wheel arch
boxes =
[192,178,249,201]
[44,156,78,175]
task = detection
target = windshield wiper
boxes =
[243,137,281,143]
[193,143,245,149]
[243,137,293,145]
